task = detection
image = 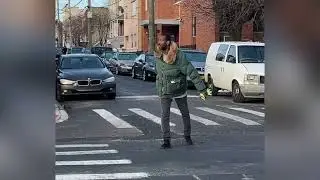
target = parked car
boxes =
[101,51,116,70]
[109,52,138,75]
[132,53,156,81]
[68,47,86,54]
[180,49,207,87]
[91,46,114,57]
[204,41,265,103]
[56,54,116,101]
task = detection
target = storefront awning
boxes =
[140,19,180,26]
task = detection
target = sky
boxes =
[56,0,109,20]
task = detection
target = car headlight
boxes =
[246,74,258,81]
[60,79,75,85]
[103,76,115,83]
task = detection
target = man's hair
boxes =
[159,33,172,42]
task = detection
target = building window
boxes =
[134,34,137,47]
[192,16,196,37]
[132,0,137,16]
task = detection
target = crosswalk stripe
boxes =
[56,150,118,156]
[93,109,140,130]
[56,159,132,166]
[196,107,260,125]
[56,144,109,148]
[228,107,265,117]
[129,108,176,127]
[170,108,220,125]
[56,173,150,180]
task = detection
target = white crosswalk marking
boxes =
[170,108,220,125]
[56,144,149,179]
[228,107,265,117]
[129,108,176,127]
[56,159,132,166]
[56,173,150,180]
[56,150,118,156]
[56,144,109,148]
[93,109,142,132]
[196,107,261,125]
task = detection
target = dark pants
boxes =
[160,96,191,140]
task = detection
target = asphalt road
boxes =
[56,74,264,180]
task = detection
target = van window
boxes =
[226,45,236,63]
[215,44,229,61]
[238,46,264,63]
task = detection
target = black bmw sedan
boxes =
[56,54,116,101]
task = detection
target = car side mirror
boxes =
[138,59,143,63]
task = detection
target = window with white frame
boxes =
[132,0,137,16]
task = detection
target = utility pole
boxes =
[68,0,72,47]
[87,0,93,48]
[148,0,155,53]
[56,0,63,47]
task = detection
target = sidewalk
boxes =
[55,103,68,123]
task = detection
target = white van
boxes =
[204,42,265,103]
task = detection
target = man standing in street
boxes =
[154,34,210,149]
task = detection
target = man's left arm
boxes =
[179,51,206,92]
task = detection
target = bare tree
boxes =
[183,0,264,40]
[91,8,111,46]
[63,15,86,46]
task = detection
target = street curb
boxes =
[55,102,68,123]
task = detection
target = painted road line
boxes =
[56,144,109,148]
[196,107,261,125]
[228,107,265,117]
[56,173,150,180]
[93,109,141,132]
[56,159,132,166]
[56,150,118,156]
[116,95,200,99]
[170,108,220,126]
[129,108,176,127]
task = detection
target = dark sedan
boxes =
[109,52,138,75]
[132,53,156,81]
[181,49,207,87]
[56,54,116,101]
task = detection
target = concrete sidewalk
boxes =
[55,103,68,123]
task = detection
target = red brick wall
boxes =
[242,22,254,41]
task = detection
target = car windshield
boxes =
[104,52,114,60]
[71,48,84,54]
[118,53,137,60]
[238,46,264,63]
[91,47,113,55]
[184,52,207,62]
[61,56,105,69]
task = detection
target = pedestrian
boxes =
[154,34,210,149]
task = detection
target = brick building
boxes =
[122,0,263,53]
[138,0,219,52]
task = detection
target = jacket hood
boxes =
[154,41,178,64]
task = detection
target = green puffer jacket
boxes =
[155,49,206,98]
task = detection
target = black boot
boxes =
[161,139,171,149]
[185,136,193,145]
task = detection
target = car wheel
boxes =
[132,68,136,79]
[232,81,245,103]
[107,93,116,100]
[142,70,148,81]
[56,85,64,102]
[207,76,219,96]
